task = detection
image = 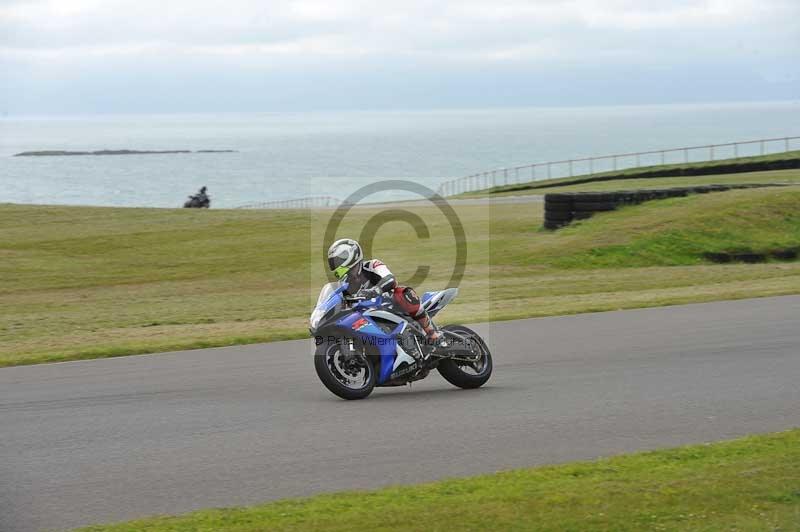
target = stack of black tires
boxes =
[544,191,631,230]
[543,183,782,230]
[543,193,575,230]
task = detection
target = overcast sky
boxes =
[1,0,798,114]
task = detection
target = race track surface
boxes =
[1,296,798,531]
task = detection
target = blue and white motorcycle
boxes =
[309,281,492,400]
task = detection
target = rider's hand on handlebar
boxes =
[358,287,382,300]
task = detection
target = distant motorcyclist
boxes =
[327,238,443,345]
[184,186,210,208]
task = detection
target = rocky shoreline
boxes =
[13,149,237,157]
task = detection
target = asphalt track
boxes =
[2,295,798,531]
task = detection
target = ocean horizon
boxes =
[2,101,799,208]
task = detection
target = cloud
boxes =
[2,0,797,59]
[0,0,797,112]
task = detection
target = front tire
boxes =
[436,325,492,389]
[314,340,376,400]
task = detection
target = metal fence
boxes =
[435,135,800,197]
[237,195,342,209]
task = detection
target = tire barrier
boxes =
[543,183,787,230]
[703,247,799,264]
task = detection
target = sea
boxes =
[1,101,799,208]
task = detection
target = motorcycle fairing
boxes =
[335,312,406,384]
[313,282,458,386]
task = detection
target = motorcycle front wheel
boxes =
[314,339,376,400]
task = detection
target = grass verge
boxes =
[2,185,800,367]
[495,168,800,195]
[77,429,800,531]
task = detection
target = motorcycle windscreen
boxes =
[310,282,343,329]
[315,282,339,308]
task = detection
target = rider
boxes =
[327,238,443,345]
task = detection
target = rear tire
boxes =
[314,340,375,400]
[437,325,492,389]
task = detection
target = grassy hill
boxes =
[2,184,800,366]
[496,168,800,195]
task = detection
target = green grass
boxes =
[465,149,800,196]
[527,186,800,268]
[2,185,800,367]
[77,429,800,531]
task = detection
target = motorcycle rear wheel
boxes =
[436,325,492,389]
[314,340,376,400]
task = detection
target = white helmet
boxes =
[327,238,363,280]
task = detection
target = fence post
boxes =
[785,137,790,152]
[683,148,688,163]
[589,158,593,175]
[661,151,665,165]
[635,153,640,167]
[710,145,714,161]
[547,163,552,179]
[568,160,573,177]
[734,143,738,158]
[612,156,617,171]
[515,167,519,183]
[760,140,765,155]
[531,165,535,180]
[503,168,508,185]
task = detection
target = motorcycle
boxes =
[309,281,492,400]
[183,194,210,208]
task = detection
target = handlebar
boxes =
[344,291,382,303]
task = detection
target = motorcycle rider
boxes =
[327,238,443,345]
